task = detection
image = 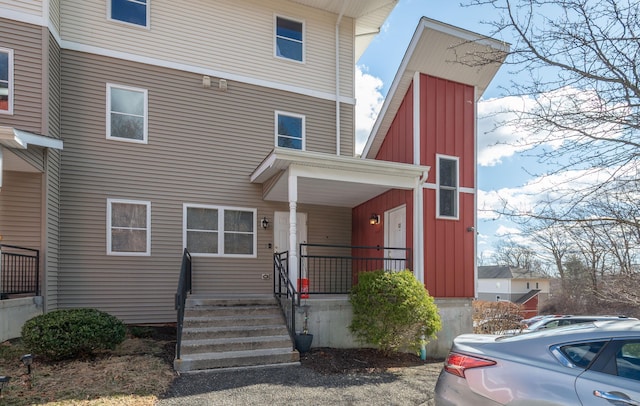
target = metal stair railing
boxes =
[174,248,192,360]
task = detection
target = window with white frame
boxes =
[107,84,148,143]
[275,16,304,62]
[109,0,149,27]
[437,155,459,219]
[0,48,13,114]
[275,111,304,150]
[107,199,151,255]
[184,204,256,257]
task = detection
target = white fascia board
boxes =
[61,41,356,105]
[0,127,63,150]
[0,8,46,27]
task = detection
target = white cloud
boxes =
[354,65,385,154]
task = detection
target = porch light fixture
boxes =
[369,214,380,225]
[261,216,269,229]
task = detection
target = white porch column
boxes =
[288,171,298,286]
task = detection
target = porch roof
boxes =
[250,148,429,207]
[0,127,63,150]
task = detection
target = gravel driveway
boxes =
[157,361,442,405]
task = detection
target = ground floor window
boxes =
[184,204,256,257]
[107,198,151,255]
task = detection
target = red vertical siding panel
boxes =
[420,74,476,299]
[376,82,413,164]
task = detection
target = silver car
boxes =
[434,320,640,405]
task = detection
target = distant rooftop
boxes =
[478,265,548,279]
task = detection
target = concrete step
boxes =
[183,313,286,328]
[184,305,282,318]
[182,324,290,340]
[176,295,297,372]
[181,334,293,355]
[174,347,299,372]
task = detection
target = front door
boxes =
[385,205,406,271]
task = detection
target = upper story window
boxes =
[275,16,304,62]
[107,198,151,256]
[107,83,148,143]
[275,111,305,150]
[184,204,257,258]
[109,0,149,28]
[437,155,459,219]
[0,48,13,114]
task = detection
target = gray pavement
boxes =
[157,362,441,405]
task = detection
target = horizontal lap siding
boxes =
[45,34,62,311]
[0,171,41,248]
[60,0,354,99]
[0,0,42,16]
[421,74,475,298]
[0,18,44,135]
[59,51,347,323]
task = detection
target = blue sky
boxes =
[355,0,534,261]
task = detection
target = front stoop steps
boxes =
[174,295,300,372]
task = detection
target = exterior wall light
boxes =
[369,214,380,225]
[261,216,269,229]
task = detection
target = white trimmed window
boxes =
[184,204,257,257]
[109,0,149,28]
[107,199,151,255]
[275,111,305,150]
[107,83,148,143]
[437,155,459,219]
[0,48,13,115]
[275,16,304,62]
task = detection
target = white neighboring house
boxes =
[478,266,551,317]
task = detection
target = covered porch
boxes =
[0,126,63,341]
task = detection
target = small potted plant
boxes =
[294,305,313,353]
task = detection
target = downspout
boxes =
[335,6,346,156]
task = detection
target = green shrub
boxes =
[349,270,441,354]
[21,308,126,361]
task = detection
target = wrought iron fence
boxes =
[0,244,40,298]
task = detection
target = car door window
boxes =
[617,342,640,381]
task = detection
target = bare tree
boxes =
[468,0,640,219]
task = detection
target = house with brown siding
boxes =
[0,0,507,368]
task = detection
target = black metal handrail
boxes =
[174,248,192,360]
[299,243,412,295]
[0,244,40,298]
[273,251,299,343]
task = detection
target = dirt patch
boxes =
[299,347,439,374]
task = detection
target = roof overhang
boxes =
[288,0,398,60]
[363,17,509,158]
[251,148,429,207]
[0,127,63,150]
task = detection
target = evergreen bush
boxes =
[21,308,126,361]
[349,270,441,354]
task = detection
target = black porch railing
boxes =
[174,248,192,360]
[0,244,40,299]
[300,243,412,294]
[273,251,298,345]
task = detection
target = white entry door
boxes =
[385,205,406,271]
[274,210,308,275]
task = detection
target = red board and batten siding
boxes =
[375,82,414,164]
[421,74,476,298]
[351,189,413,276]
[353,74,476,298]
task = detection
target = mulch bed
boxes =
[299,347,434,374]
